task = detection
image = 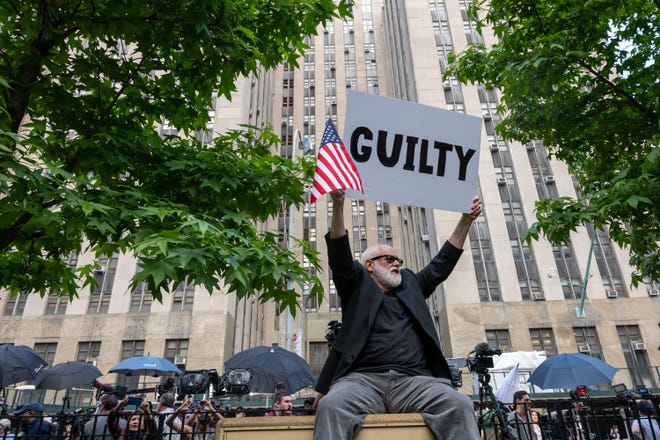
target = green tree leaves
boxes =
[449,0,659,284]
[0,0,349,313]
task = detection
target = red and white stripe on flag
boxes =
[310,119,364,204]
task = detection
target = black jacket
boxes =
[315,233,463,394]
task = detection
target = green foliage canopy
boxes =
[0,0,351,313]
[448,0,659,284]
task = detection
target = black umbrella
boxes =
[33,361,103,390]
[224,346,315,394]
[0,344,48,388]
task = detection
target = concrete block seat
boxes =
[216,413,434,440]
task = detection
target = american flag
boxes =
[310,119,364,204]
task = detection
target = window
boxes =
[46,251,78,314]
[76,341,102,362]
[164,339,188,363]
[309,342,329,378]
[328,280,339,312]
[486,329,511,352]
[89,253,119,314]
[173,278,195,311]
[305,284,318,313]
[130,281,152,313]
[502,202,525,223]
[117,340,145,390]
[617,325,653,388]
[573,327,603,359]
[4,293,27,316]
[45,293,68,315]
[529,328,557,355]
[34,343,57,365]
[478,281,501,302]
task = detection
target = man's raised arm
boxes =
[329,189,347,239]
[448,196,482,249]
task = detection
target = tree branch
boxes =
[578,60,657,123]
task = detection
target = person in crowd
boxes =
[233,408,246,418]
[157,393,181,440]
[84,393,127,440]
[312,189,482,440]
[176,399,222,440]
[632,400,660,440]
[507,391,536,440]
[14,402,56,440]
[608,424,621,439]
[530,410,543,440]
[114,396,156,440]
[299,399,314,416]
[117,412,156,440]
[264,391,295,417]
[0,418,15,440]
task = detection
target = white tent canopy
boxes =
[491,351,547,371]
[452,351,551,400]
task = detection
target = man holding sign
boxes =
[313,188,481,440]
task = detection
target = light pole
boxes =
[285,129,313,353]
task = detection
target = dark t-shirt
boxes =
[352,291,431,376]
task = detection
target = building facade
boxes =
[1,0,658,404]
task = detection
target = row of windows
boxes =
[20,338,189,368]
[487,324,649,357]
[486,324,656,387]
[3,278,196,316]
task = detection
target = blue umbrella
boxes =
[527,353,617,389]
[0,344,48,388]
[109,356,182,377]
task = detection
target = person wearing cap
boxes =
[14,402,55,440]
[0,418,15,440]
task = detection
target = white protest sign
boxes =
[343,91,482,213]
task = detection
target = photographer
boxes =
[14,402,55,440]
[183,400,222,440]
[83,393,126,440]
[165,398,222,440]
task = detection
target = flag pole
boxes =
[285,130,306,352]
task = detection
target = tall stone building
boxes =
[1,0,657,406]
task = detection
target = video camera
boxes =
[179,368,252,396]
[325,320,342,348]
[466,342,502,374]
[93,380,128,399]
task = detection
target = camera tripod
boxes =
[476,369,512,440]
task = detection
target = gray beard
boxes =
[372,264,402,290]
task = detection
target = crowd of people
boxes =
[0,388,317,440]
[2,388,658,440]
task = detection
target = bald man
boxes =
[313,189,481,440]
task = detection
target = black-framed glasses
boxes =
[370,255,403,265]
